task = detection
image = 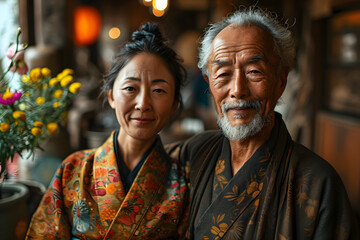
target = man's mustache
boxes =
[222,100,261,112]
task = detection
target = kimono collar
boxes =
[113,130,158,193]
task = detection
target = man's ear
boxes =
[203,74,209,84]
[277,70,288,99]
[107,90,115,109]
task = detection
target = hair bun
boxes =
[131,22,163,43]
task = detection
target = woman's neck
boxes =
[117,129,156,171]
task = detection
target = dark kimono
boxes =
[168,113,358,239]
[26,132,189,239]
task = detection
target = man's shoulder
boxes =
[165,130,223,162]
[184,129,222,145]
[290,142,341,181]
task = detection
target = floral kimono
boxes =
[26,132,189,239]
[167,113,358,239]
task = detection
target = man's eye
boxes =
[217,72,230,78]
[248,70,261,74]
[124,87,135,91]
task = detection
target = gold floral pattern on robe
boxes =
[171,113,359,240]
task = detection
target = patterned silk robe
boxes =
[167,113,359,240]
[26,132,189,240]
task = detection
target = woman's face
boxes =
[108,53,177,142]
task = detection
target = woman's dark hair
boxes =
[102,22,186,111]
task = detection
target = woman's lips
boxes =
[131,118,154,124]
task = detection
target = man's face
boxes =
[206,24,287,139]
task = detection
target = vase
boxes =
[0,182,30,240]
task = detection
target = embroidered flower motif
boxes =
[72,200,91,235]
[208,214,228,239]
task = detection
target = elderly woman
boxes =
[26,22,188,239]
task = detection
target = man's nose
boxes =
[135,90,152,112]
[230,71,249,99]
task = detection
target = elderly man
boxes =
[167,6,359,240]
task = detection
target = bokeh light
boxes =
[108,27,121,39]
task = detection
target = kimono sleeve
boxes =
[291,144,359,239]
[25,162,72,240]
[312,167,359,239]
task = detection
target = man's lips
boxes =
[227,107,254,113]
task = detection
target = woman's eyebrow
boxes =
[152,79,169,84]
[124,77,140,81]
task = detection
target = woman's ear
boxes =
[171,99,179,114]
[107,90,115,109]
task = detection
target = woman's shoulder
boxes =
[60,148,97,169]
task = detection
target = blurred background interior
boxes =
[0,0,359,224]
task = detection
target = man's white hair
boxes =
[198,6,296,77]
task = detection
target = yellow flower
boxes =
[36,97,45,105]
[60,75,73,87]
[12,111,26,121]
[30,68,42,82]
[56,72,65,80]
[49,78,59,86]
[47,122,59,135]
[41,68,51,78]
[69,82,81,94]
[0,123,10,132]
[62,68,74,76]
[31,127,44,136]
[53,102,60,108]
[21,75,30,83]
[53,89,63,99]
[2,89,14,100]
[34,121,44,128]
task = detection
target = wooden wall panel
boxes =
[315,111,360,218]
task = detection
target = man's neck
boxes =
[229,116,275,176]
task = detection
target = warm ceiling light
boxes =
[142,0,152,7]
[74,6,102,46]
[152,7,165,17]
[109,27,120,39]
[153,0,168,11]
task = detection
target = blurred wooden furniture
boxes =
[315,111,360,220]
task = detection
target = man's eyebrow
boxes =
[211,59,230,66]
[247,54,266,63]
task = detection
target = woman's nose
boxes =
[135,90,151,112]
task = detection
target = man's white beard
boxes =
[216,100,272,141]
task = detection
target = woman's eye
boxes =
[153,89,166,93]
